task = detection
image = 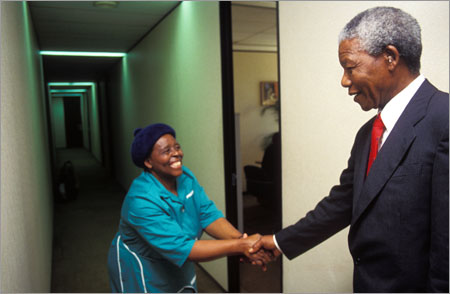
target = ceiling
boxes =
[28,1,277,81]
[231,2,277,52]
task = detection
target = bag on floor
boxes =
[57,160,79,202]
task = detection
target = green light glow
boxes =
[51,93,84,97]
[50,89,87,93]
[48,82,95,86]
[40,51,126,57]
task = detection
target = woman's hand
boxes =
[239,234,273,271]
[239,233,248,239]
[188,220,274,268]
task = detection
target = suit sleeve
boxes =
[428,113,449,292]
[275,137,357,259]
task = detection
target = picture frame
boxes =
[260,81,279,106]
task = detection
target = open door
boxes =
[220,2,282,292]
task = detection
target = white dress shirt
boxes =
[272,74,426,254]
[379,74,425,150]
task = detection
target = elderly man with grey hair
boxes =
[250,6,449,293]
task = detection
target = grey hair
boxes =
[338,6,422,74]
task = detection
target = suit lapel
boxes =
[351,80,435,225]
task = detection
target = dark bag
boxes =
[57,160,79,201]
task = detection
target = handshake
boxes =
[239,233,281,271]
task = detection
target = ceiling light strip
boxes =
[48,82,95,86]
[40,51,126,57]
[50,89,87,93]
[51,93,85,97]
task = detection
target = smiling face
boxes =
[144,134,183,183]
[339,38,394,111]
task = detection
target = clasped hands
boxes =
[239,233,281,271]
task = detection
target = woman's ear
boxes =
[144,159,152,170]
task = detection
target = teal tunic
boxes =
[107,166,224,293]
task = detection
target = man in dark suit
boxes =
[250,6,449,292]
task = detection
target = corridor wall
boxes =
[0,2,53,292]
[80,93,90,150]
[107,2,228,290]
[52,97,67,148]
[88,85,102,163]
[278,1,448,292]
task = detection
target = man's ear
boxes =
[144,159,152,170]
[384,45,400,71]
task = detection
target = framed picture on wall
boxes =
[260,81,279,106]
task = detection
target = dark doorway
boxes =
[63,97,84,148]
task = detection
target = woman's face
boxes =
[144,134,183,180]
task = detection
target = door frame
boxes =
[219,2,240,292]
[220,2,283,292]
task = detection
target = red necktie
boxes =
[366,114,385,176]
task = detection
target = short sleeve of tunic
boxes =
[182,166,224,229]
[195,184,224,229]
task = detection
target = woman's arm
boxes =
[204,217,242,240]
[188,233,269,264]
[198,218,273,269]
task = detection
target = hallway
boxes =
[51,148,123,292]
[1,1,285,291]
[51,148,223,292]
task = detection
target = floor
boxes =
[240,195,282,293]
[51,148,280,292]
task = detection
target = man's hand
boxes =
[249,234,281,260]
[239,233,274,271]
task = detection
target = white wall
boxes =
[107,2,229,290]
[278,1,448,292]
[0,1,53,292]
[233,51,279,190]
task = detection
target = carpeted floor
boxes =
[240,194,282,293]
[51,148,123,292]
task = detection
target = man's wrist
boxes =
[272,234,284,254]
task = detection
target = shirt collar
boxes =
[145,169,190,203]
[380,74,425,133]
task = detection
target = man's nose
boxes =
[341,73,351,88]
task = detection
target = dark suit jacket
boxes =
[276,80,449,292]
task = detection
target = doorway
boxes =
[63,97,84,148]
[221,2,282,292]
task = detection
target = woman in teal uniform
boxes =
[107,123,268,293]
